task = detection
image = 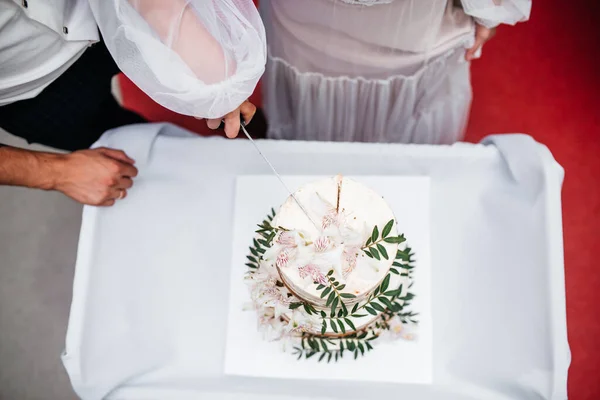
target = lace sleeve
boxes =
[460,0,532,28]
[88,0,266,119]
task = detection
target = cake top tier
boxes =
[265,175,399,306]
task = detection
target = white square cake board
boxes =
[224,175,432,384]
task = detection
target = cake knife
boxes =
[238,121,321,231]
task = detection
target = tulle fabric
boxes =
[88,0,266,119]
[461,0,532,28]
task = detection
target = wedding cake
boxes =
[245,175,418,361]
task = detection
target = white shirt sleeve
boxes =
[460,0,532,28]
[88,0,266,119]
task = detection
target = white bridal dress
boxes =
[90,0,529,144]
[261,0,531,143]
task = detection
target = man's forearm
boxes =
[0,145,63,190]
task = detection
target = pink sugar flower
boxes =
[277,231,297,248]
[298,264,328,285]
[313,236,331,252]
[276,249,290,269]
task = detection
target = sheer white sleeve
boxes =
[460,0,532,28]
[88,0,266,119]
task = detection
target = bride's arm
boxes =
[128,0,235,84]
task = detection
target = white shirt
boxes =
[0,0,99,106]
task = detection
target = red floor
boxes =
[119,2,600,398]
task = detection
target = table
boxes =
[62,123,569,400]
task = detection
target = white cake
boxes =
[245,175,417,360]
[264,175,399,307]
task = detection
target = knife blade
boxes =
[238,121,321,231]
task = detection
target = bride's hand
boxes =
[206,100,257,138]
[465,23,497,61]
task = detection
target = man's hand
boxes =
[205,100,257,138]
[54,147,138,206]
[465,23,497,61]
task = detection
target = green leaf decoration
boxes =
[344,318,356,331]
[371,302,385,312]
[245,263,257,269]
[328,352,333,363]
[383,288,402,298]
[289,302,302,310]
[334,352,338,362]
[321,320,327,335]
[370,248,381,260]
[384,236,406,244]
[340,293,356,299]
[381,274,391,292]
[351,302,359,314]
[365,306,377,316]
[330,320,338,333]
[306,351,316,359]
[376,243,389,260]
[347,341,356,351]
[379,297,395,309]
[371,226,379,243]
[390,268,399,275]
[364,249,373,258]
[246,256,257,263]
[337,284,346,291]
[358,342,365,355]
[326,291,336,307]
[331,297,339,317]
[340,301,348,317]
[316,284,325,290]
[352,313,367,318]
[327,270,334,276]
[320,339,329,352]
[303,303,312,315]
[250,247,259,257]
[354,350,359,360]
[340,341,345,351]
[338,320,346,334]
[319,352,327,362]
[382,219,394,238]
[366,341,373,351]
[365,237,372,246]
[321,287,332,299]
[400,293,415,301]
[396,249,410,261]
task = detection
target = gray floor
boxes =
[0,129,80,400]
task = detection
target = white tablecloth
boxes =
[62,123,570,400]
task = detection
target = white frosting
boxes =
[265,176,398,306]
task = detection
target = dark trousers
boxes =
[0,40,145,152]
